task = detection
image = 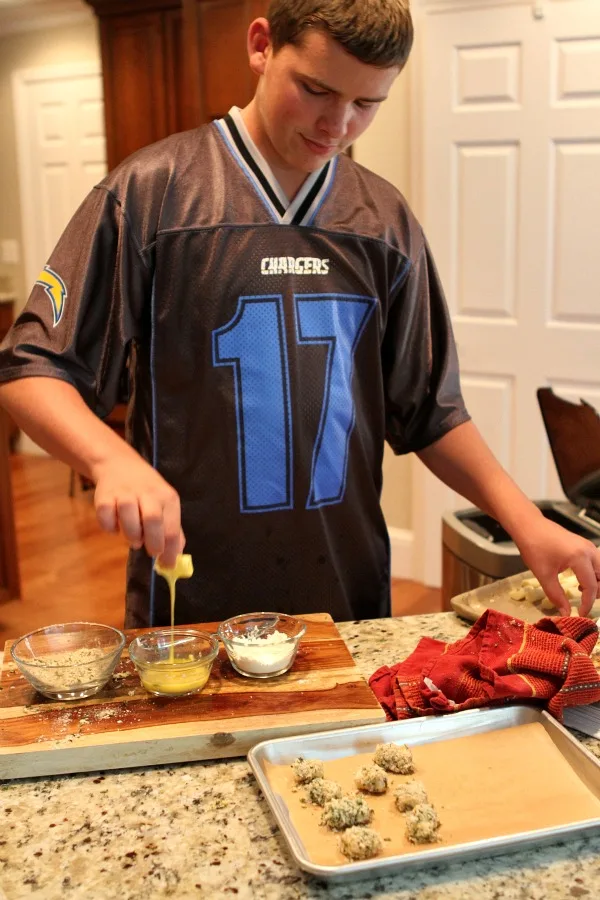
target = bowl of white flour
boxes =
[217,613,306,678]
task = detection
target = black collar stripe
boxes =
[293,162,331,226]
[224,114,286,217]
[219,110,336,226]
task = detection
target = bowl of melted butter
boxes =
[128,629,219,697]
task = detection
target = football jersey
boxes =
[0,106,470,628]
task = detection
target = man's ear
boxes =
[247,17,273,76]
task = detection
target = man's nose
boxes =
[318,102,352,139]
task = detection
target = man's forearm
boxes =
[0,376,139,481]
[416,420,544,543]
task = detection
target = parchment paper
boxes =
[264,723,600,866]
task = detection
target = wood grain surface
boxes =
[0,613,386,780]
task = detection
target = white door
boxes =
[13,62,107,296]
[413,0,600,585]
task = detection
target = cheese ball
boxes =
[354,763,388,794]
[339,826,383,861]
[405,803,440,844]
[393,780,428,812]
[373,742,414,774]
[292,757,324,784]
[320,794,373,831]
[306,777,343,806]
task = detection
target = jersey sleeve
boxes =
[0,185,151,418]
[382,234,471,455]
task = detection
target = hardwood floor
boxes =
[1,454,441,642]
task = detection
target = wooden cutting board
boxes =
[0,613,386,780]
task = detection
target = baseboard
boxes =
[388,527,414,580]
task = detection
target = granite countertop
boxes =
[2,612,600,900]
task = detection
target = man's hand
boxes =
[93,455,185,568]
[515,518,600,617]
[417,422,600,617]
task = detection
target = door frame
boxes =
[12,61,103,295]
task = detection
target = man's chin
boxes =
[300,136,341,161]
[297,149,339,171]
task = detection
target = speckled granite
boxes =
[2,612,600,900]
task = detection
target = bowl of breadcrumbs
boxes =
[11,622,126,701]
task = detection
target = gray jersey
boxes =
[0,108,470,627]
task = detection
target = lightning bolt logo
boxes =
[35,266,67,327]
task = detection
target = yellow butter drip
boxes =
[154,553,194,662]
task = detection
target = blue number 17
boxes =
[213,293,376,512]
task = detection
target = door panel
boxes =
[454,143,519,318]
[15,65,107,294]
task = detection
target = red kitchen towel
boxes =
[369,609,600,722]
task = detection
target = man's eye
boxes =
[302,83,328,96]
[355,100,376,111]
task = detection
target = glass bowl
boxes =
[217,612,306,679]
[10,622,126,701]
[128,629,219,697]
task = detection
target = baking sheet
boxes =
[450,569,600,624]
[247,706,600,881]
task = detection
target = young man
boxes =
[1,0,599,628]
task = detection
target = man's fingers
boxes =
[93,471,184,565]
[138,497,167,559]
[571,556,598,617]
[157,539,183,570]
[157,494,183,568]
[593,552,600,600]
[540,575,571,616]
[116,496,144,549]
[94,489,118,534]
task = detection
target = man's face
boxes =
[249,24,400,179]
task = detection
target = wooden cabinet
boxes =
[0,299,19,450]
[0,408,20,603]
[99,11,173,168]
[0,300,15,347]
[190,0,267,122]
[85,0,269,169]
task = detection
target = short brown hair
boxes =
[267,0,413,69]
